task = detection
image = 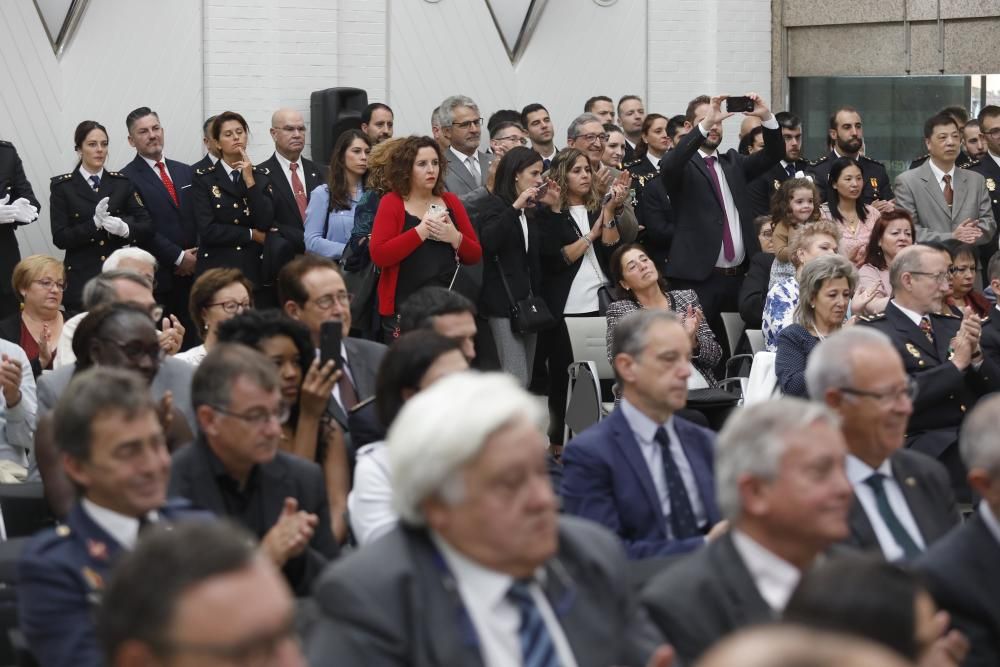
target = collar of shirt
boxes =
[979,501,1000,546]
[79,165,105,181]
[431,531,517,612]
[625,138,636,150]
[646,152,661,171]
[619,397,674,445]
[81,497,158,551]
[274,151,302,186]
[221,160,240,179]
[450,145,478,166]
[926,160,956,188]
[140,154,167,171]
[730,529,802,613]
[845,454,893,487]
[891,299,926,327]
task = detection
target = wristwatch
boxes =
[603,217,618,229]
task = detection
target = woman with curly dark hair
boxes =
[369,136,482,338]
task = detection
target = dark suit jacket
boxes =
[747,159,810,218]
[18,499,206,667]
[191,154,215,171]
[120,155,198,295]
[561,408,720,559]
[917,513,1000,667]
[325,337,387,430]
[738,251,775,329]
[981,309,1000,364]
[476,193,543,319]
[258,153,323,256]
[640,531,774,665]
[49,170,154,311]
[537,207,618,315]
[637,177,675,272]
[659,122,783,281]
[845,449,960,556]
[305,517,665,667]
[0,141,40,316]
[168,439,337,594]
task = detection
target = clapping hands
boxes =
[0,195,38,224]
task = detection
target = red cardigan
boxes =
[369,191,482,315]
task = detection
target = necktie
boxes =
[289,162,308,221]
[785,163,796,178]
[338,357,358,411]
[155,161,179,206]
[864,473,922,559]
[654,427,700,539]
[465,156,481,185]
[703,156,736,262]
[543,158,551,171]
[942,174,954,206]
[506,580,561,667]
[918,316,935,344]
[231,170,241,187]
[89,175,100,192]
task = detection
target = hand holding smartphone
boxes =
[725,96,754,113]
[319,320,343,371]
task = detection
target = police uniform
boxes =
[0,141,40,319]
[860,302,1000,500]
[17,499,207,667]
[49,169,154,312]
[963,156,1000,270]
[809,151,893,206]
[191,160,276,289]
[747,158,811,218]
[622,154,659,212]
[909,150,972,170]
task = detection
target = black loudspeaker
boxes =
[311,87,369,166]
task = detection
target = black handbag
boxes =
[494,256,555,334]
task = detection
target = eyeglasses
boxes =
[105,339,166,363]
[209,403,290,426]
[207,300,252,314]
[33,279,66,292]
[152,617,298,667]
[452,118,483,129]
[839,377,919,405]
[494,135,528,145]
[908,271,951,285]
[310,292,352,310]
[572,132,609,144]
[983,128,1000,139]
[948,265,976,275]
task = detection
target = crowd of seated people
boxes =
[2,93,999,667]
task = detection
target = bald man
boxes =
[697,626,913,667]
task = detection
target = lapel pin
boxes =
[211,185,222,199]
[81,566,104,591]
[905,477,917,487]
[87,539,109,561]
[905,343,921,358]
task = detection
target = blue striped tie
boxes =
[89,175,100,191]
[507,579,561,667]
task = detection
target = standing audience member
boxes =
[537,148,625,443]
[966,106,1000,261]
[361,103,394,146]
[0,138,41,319]
[810,106,894,209]
[192,115,219,170]
[430,106,449,151]
[521,103,558,168]
[19,368,204,667]
[659,94,783,332]
[0,255,67,377]
[737,215,776,329]
[439,96,493,196]
[981,252,1000,361]
[738,126,764,155]
[191,111,275,294]
[306,372,670,667]
[641,398,853,665]
[97,521,305,667]
[774,254,856,397]
[217,310,348,543]
[962,119,987,161]
[602,124,628,169]
[852,210,916,317]
[175,268,253,366]
[120,106,198,338]
[918,393,1000,666]
[624,114,670,204]
[0,337,36,469]
[584,95,615,124]
[488,121,529,160]
[821,157,881,266]
[169,344,339,595]
[563,311,724,558]
[617,94,647,161]
[51,120,153,312]
[304,129,371,260]
[348,331,468,545]
[747,111,809,218]
[369,136,482,338]
[806,328,961,558]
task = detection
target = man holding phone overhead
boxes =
[658,93,784,336]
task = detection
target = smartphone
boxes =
[319,320,343,371]
[725,96,754,113]
[428,203,446,217]
[532,182,549,208]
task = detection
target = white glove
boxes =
[102,215,129,238]
[11,198,38,223]
[93,196,110,228]
[0,196,16,224]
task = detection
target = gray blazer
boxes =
[894,161,996,245]
[324,337,386,429]
[444,148,494,196]
[305,517,665,667]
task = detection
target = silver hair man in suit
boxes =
[439,95,494,197]
[805,327,961,560]
[894,112,996,248]
[306,371,673,667]
[641,398,854,665]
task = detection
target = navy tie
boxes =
[507,580,561,667]
[89,175,100,191]
[231,170,241,187]
[654,427,699,539]
[543,158,551,171]
[785,164,796,178]
[864,473,922,559]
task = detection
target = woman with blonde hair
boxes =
[0,255,68,377]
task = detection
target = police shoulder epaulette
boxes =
[809,155,829,167]
[194,166,211,176]
[859,154,884,166]
[858,312,886,322]
[51,173,73,183]
[622,158,643,171]
[932,310,961,319]
[254,165,270,175]
[960,159,980,169]
[105,171,126,178]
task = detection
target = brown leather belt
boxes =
[712,266,741,276]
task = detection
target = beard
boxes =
[703,134,722,151]
[837,136,863,155]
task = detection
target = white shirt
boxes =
[891,299,927,327]
[730,529,801,613]
[81,498,158,551]
[845,455,926,561]
[979,501,1000,546]
[346,441,397,545]
[646,152,662,172]
[450,146,481,183]
[323,342,355,411]
[273,151,306,198]
[78,165,105,185]
[175,344,208,367]
[536,145,558,162]
[926,159,957,197]
[431,533,579,667]
[562,206,606,314]
[518,211,529,252]
[619,398,708,535]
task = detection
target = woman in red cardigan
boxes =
[370,136,481,339]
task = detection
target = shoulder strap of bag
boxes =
[494,256,518,307]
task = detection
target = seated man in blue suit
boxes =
[18,367,206,667]
[562,310,725,559]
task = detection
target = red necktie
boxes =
[290,163,307,221]
[703,156,736,262]
[942,174,953,206]
[155,161,179,207]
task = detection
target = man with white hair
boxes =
[306,372,672,667]
[918,394,1000,665]
[641,398,854,666]
[440,95,494,196]
[806,327,960,560]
